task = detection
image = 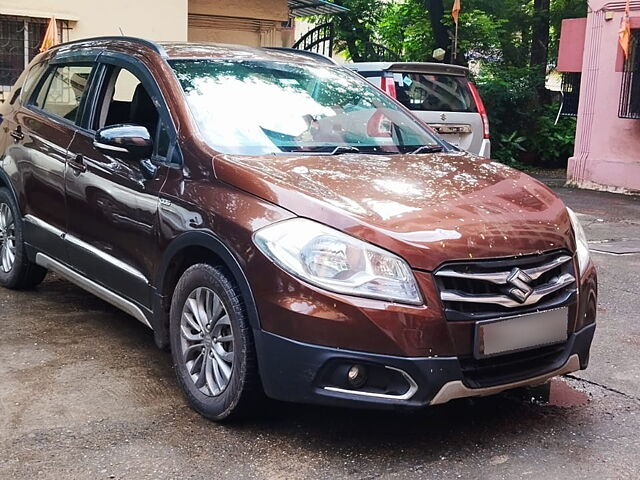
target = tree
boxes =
[377,0,433,61]
[324,0,587,66]
[425,0,452,62]
[310,0,589,167]
[319,0,383,61]
[531,0,551,98]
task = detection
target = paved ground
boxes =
[1,180,639,480]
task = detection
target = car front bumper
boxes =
[254,321,595,409]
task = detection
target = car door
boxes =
[7,59,97,262]
[64,56,177,309]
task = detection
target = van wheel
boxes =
[169,263,261,421]
[0,188,47,289]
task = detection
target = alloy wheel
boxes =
[0,202,16,273]
[180,287,235,396]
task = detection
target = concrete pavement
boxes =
[1,181,638,480]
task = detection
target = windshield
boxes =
[170,60,442,155]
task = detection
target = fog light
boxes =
[347,364,367,388]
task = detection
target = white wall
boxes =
[0,0,188,41]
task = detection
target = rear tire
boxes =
[0,188,47,290]
[169,263,261,421]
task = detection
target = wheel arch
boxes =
[0,168,19,208]
[151,231,261,349]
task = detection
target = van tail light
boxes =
[380,74,397,99]
[467,81,490,139]
[367,110,392,137]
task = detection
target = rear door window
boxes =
[32,64,94,123]
[393,73,477,113]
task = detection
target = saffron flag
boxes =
[619,0,631,59]
[452,0,461,25]
[39,17,59,52]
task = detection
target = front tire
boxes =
[169,264,260,421]
[0,188,47,290]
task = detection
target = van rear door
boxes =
[389,68,483,155]
[351,62,489,157]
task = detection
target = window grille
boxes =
[0,15,69,99]
[560,72,581,117]
[619,29,640,119]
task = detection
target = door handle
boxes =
[68,154,87,173]
[10,125,24,142]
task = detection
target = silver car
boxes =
[347,62,491,158]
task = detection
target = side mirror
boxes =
[94,124,153,160]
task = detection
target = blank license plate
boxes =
[440,133,461,147]
[475,308,569,359]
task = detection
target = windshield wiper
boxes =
[411,145,444,154]
[329,145,360,155]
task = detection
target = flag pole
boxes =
[619,0,632,60]
[453,21,459,61]
[451,0,461,62]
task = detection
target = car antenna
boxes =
[118,27,125,36]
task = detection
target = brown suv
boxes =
[0,37,597,421]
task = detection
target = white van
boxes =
[347,62,491,158]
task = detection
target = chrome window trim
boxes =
[35,253,152,329]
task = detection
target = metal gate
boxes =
[292,22,335,57]
[362,42,399,62]
[0,16,67,99]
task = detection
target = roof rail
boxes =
[265,47,337,66]
[51,36,166,57]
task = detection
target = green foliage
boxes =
[477,67,575,168]
[319,0,383,61]
[455,10,507,59]
[462,0,535,66]
[377,1,433,61]
[329,0,587,66]
[476,65,541,141]
[494,131,528,168]
[376,1,507,62]
[320,0,585,167]
[529,104,577,167]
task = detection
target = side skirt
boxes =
[35,253,153,329]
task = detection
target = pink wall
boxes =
[558,18,587,73]
[567,1,640,194]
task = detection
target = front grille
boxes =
[434,250,577,321]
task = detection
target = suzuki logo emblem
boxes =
[440,113,447,121]
[506,268,534,303]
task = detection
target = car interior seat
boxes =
[129,84,159,135]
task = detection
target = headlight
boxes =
[566,207,591,275]
[253,218,422,305]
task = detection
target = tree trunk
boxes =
[333,15,364,62]
[530,0,550,101]
[425,0,451,63]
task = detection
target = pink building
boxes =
[558,1,640,194]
